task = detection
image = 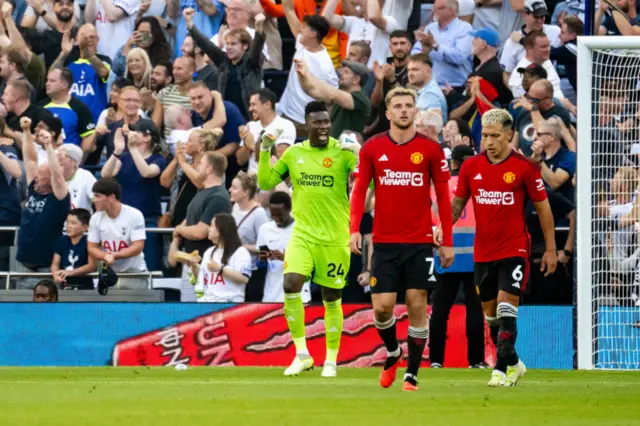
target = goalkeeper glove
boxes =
[260,127,284,152]
[339,133,360,157]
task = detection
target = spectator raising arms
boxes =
[100,119,168,271]
[85,0,140,60]
[277,0,338,132]
[113,17,172,76]
[88,178,148,289]
[0,117,22,271]
[54,24,112,123]
[169,0,225,60]
[295,58,371,138]
[190,213,252,303]
[16,116,70,290]
[185,7,266,119]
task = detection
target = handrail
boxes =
[0,271,162,290]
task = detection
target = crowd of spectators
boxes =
[0,0,636,305]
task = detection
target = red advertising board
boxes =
[113,304,495,367]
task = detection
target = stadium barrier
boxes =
[0,303,573,369]
[0,272,162,290]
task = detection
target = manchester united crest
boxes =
[503,172,516,184]
[410,152,424,165]
[370,277,377,287]
[323,157,333,168]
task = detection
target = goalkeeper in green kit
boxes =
[257,101,359,377]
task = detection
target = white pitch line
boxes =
[0,379,638,386]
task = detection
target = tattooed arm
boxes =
[451,195,469,225]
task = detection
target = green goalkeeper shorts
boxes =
[284,235,350,289]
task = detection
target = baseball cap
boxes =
[129,119,160,139]
[523,0,549,17]
[97,264,118,296]
[38,112,64,139]
[516,63,548,79]
[341,60,369,87]
[58,143,83,165]
[469,28,499,48]
[451,145,475,164]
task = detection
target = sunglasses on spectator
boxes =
[525,94,549,104]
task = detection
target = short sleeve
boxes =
[454,160,471,199]
[88,214,101,243]
[130,209,147,241]
[54,236,66,256]
[384,15,400,33]
[231,248,253,278]
[113,0,139,15]
[253,208,270,236]
[525,163,548,203]
[201,196,230,225]
[352,91,372,116]
[149,154,168,173]
[221,102,245,146]
[256,223,267,248]
[74,99,96,138]
[341,16,355,33]
[0,145,18,160]
[428,143,450,183]
[556,152,576,176]
[499,40,518,73]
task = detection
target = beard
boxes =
[393,120,412,130]
[393,51,408,61]
[56,11,73,23]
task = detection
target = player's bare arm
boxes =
[533,198,558,277]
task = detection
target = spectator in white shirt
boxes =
[56,144,96,211]
[85,0,140,60]
[87,178,148,290]
[500,0,560,80]
[509,31,564,100]
[323,0,401,68]
[257,191,311,303]
[277,0,338,134]
[237,88,296,174]
[190,212,252,303]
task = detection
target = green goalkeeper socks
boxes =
[323,299,343,365]
[284,293,308,355]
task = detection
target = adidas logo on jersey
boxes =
[328,326,339,333]
[297,159,304,164]
[378,154,389,162]
[474,174,483,180]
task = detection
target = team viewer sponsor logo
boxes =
[475,189,514,205]
[296,173,334,187]
[379,170,424,187]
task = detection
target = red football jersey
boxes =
[454,150,547,262]
[350,132,452,245]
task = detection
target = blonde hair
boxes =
[234,171,259,199]
[193,128,224,151]
[481,108,513,129]
[125,48,152,90]
[385,87,417,107]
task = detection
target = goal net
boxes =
[577,36,640,370]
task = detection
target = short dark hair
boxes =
[303,15,330,43]
[269,191,292,210]
[34,280,58,301]
[51,67,74,89]
[68,208,91,226]
[156,61,173,78]
[409,53,432,68]
[8,79,33,100]
[92,178,122,200]
[112,77,132,91]
[251,88,277,110]
[563,16,584,36]
[389,30,411,42]
[523,30,547,49]
[305,100,328,118]
[350,40,372,59]
[204,151,228,177]
[4,47,26,74]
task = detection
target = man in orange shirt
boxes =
[259,0,349,67]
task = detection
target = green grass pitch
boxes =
[1,367,639,426]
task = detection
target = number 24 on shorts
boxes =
[327,263,345,278]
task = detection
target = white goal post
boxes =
[577,36,640,370]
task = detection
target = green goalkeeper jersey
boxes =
[257,137,357,246]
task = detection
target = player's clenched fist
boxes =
[349,233,362,255]
[20,117,32,130]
